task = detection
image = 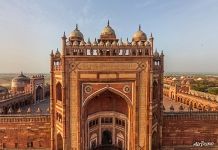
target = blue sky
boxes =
[0,0,218,73]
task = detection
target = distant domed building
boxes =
[11,72,30,93]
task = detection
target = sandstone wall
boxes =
[0,114,50,149]
[162,112,218,150]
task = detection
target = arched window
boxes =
[56,82,62,101]
[90,133,97,150]
[153,81,158,100]
[57,133,63,150]
[117,132,124,149]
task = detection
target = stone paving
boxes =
[20,98,50,114]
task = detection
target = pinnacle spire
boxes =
[161,50,164,56]
[107,20,110,26]
[76,24,78,30]
[139,24,141,31]
[51,50,54,56]
[119,38,123,45]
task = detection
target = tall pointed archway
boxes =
[82,89,130,150]
[36,86,43,102]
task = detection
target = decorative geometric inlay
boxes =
[84,85,93,94]
[82,82,133,106]
[123,85,131,93]
[69,62,78,72]
[139,63,146,69]
[78,62,138,70]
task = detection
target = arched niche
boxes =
[57,133,63,150]
[83,90,129,117]
[153,80,158,100]
[56,82,62,101]
[36,86,43,102]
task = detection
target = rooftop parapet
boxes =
[0,114,50,123]
[163,111,218,120]
[64,41,152,57]
[0,91,31,102]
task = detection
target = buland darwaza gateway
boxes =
[1,20,218,150]
[50,21,164,150]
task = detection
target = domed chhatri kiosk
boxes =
[50,21,164,150]
[11,72,30,93]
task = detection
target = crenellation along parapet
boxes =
[66,39,151,47]
[163,111,218,120]
[61,45,152,57]
[189,90,218,102]
[0,106,50,115]
[31,74,45,79]
[0,114,50,123]
[0,91,31,101]
[0,93,32,104]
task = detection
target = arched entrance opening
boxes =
[57,133,63,150]
[36,86,43,102]
[45,90,50,98]
[82,89,130,150]
[102,130,112,145]
[152,131,158,150]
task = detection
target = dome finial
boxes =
[51,50,54,56]
[161,50,164,56]
[56,48,60,54]
[139,24,141,31]
[107,20,110,27]
[69,24,83,42]
[100,20,116,40]
[132,25,147,42]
